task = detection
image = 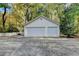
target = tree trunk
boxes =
[67,34,72,38]
[2,7,7,32]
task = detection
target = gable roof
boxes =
[25,16,59,26]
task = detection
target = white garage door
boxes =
[26,27,58,37]
[26,27,45,37]
[47,27,59,37]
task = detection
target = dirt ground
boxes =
[0,36,79,56]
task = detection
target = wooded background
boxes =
[0,3,79,37]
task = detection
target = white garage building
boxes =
[24,16,60,37]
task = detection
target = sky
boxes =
[0,3,12,13]
[0,8,11,12]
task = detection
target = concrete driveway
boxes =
[0,36,79,56]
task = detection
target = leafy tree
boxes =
[0,3,10,32]
[43,4,65,23]
[11,4,26,32]
[60,4,77,37]
[24,4,45,22]
[69,4,79,34]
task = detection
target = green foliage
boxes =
[60,4,79,37]
[24,4,45,21]
[0,3,9,8]
[6,27,19,32]
[0,3,11,32]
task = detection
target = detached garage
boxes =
[24,16,60,37]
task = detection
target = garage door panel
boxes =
[47,27,58,36]
[27,27,45,36]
